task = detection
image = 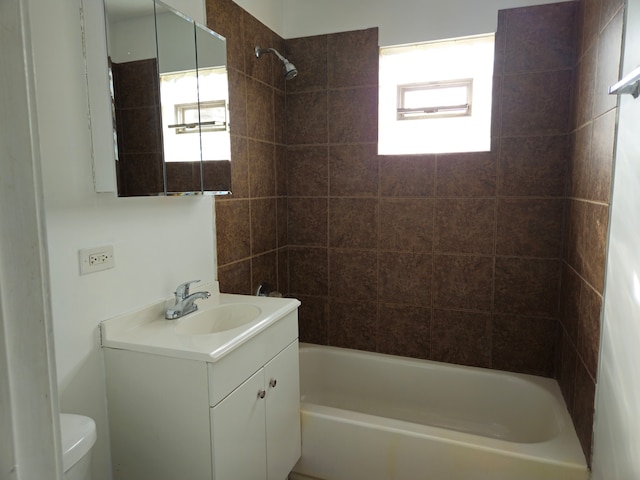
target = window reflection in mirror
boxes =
[104,0,231,196]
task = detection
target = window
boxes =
[397,79,472,120]
[160,66,230,162]
[172,100,227,134]
[379,34,494,155]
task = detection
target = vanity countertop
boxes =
[100,284,300,363]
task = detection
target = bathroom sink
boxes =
[101,284,301,363]
[175,304,262,335]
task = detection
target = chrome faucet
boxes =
[165,280,211,320]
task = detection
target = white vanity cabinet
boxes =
[103,303,300,480]
[211,341,300,480]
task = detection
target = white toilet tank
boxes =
[60,414,97,480]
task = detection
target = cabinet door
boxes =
[211,369,267,480]
[264,341,301,480]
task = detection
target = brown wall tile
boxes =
[501,70,572,136]
[329,249,377,301]
[434,199,495,254]
[436,151,497,197]
[560,263,582,343]
[277,247,289,293]
[498,135,569,197]
[246,78,275,141]
[576,202,609,293]
[218,260,252,295]
[379,198,434,252]
[206,0,244,71]
[287,146,328,196]
[564,198,584,270]
[379,252,432,306]
[570,124,593,199]
[377,304,431,359]
[589,108,616,203]
[329,145,379,196]
[573,360,596,461]
[495,258,561,316]
[494,12,507,75]
[380,155,436,197]
[286,91,328,145]
[275,94,287,146]
[251,198,278,254]
[593,9,623,117]
[431,310,492,368]
[433,255,494,311]
[216,200,251,265]
[243,13,280,86]
[248,140,276,197]
[600,0,624,28]
[503,2,576,73]
[251,251,278,294]
[285,35,328,93]
[287,198,328,246]
[329,198,378,249]
[228,70,248,137]
[574,45,597,128]
[297,295,329,344]
[493,315,557,376]
[491,74,503,139]
[556,329,578,412]
[276,146,288,194]
[581,0,602,55]
[288,247,328,296]
[327,28,379,88]
[328,87,378,143]
[496,198,564,258]
[226,136,249,198]
[328,300,378,351]
[578,283,602,378]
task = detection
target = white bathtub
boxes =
[291,344,588,480]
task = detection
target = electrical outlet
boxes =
[80,245,115,275]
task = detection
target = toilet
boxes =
[60,414,96,480]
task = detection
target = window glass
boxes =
[398,79,472,120]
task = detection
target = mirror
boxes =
[104,0,231,196]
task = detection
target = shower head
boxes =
[255,46,298,80]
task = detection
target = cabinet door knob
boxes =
[269,378,277,388]
[257,389,266,399]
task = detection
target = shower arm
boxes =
[255,46,286,63]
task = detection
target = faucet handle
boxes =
[175,279,200,300]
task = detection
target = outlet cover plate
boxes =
[79,245,115,275]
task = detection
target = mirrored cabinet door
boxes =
[196,23,232,193]
[104,0,231,196]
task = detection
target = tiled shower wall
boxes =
[557,0,624,461]
[208,0,289,296]
[209,0,621,462]
[285,2,576,378]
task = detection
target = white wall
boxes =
[233,0,284,36]
[235,0,560,45]
[28,0,215,479]
[1,0,62,478]
[591,0,640,477]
